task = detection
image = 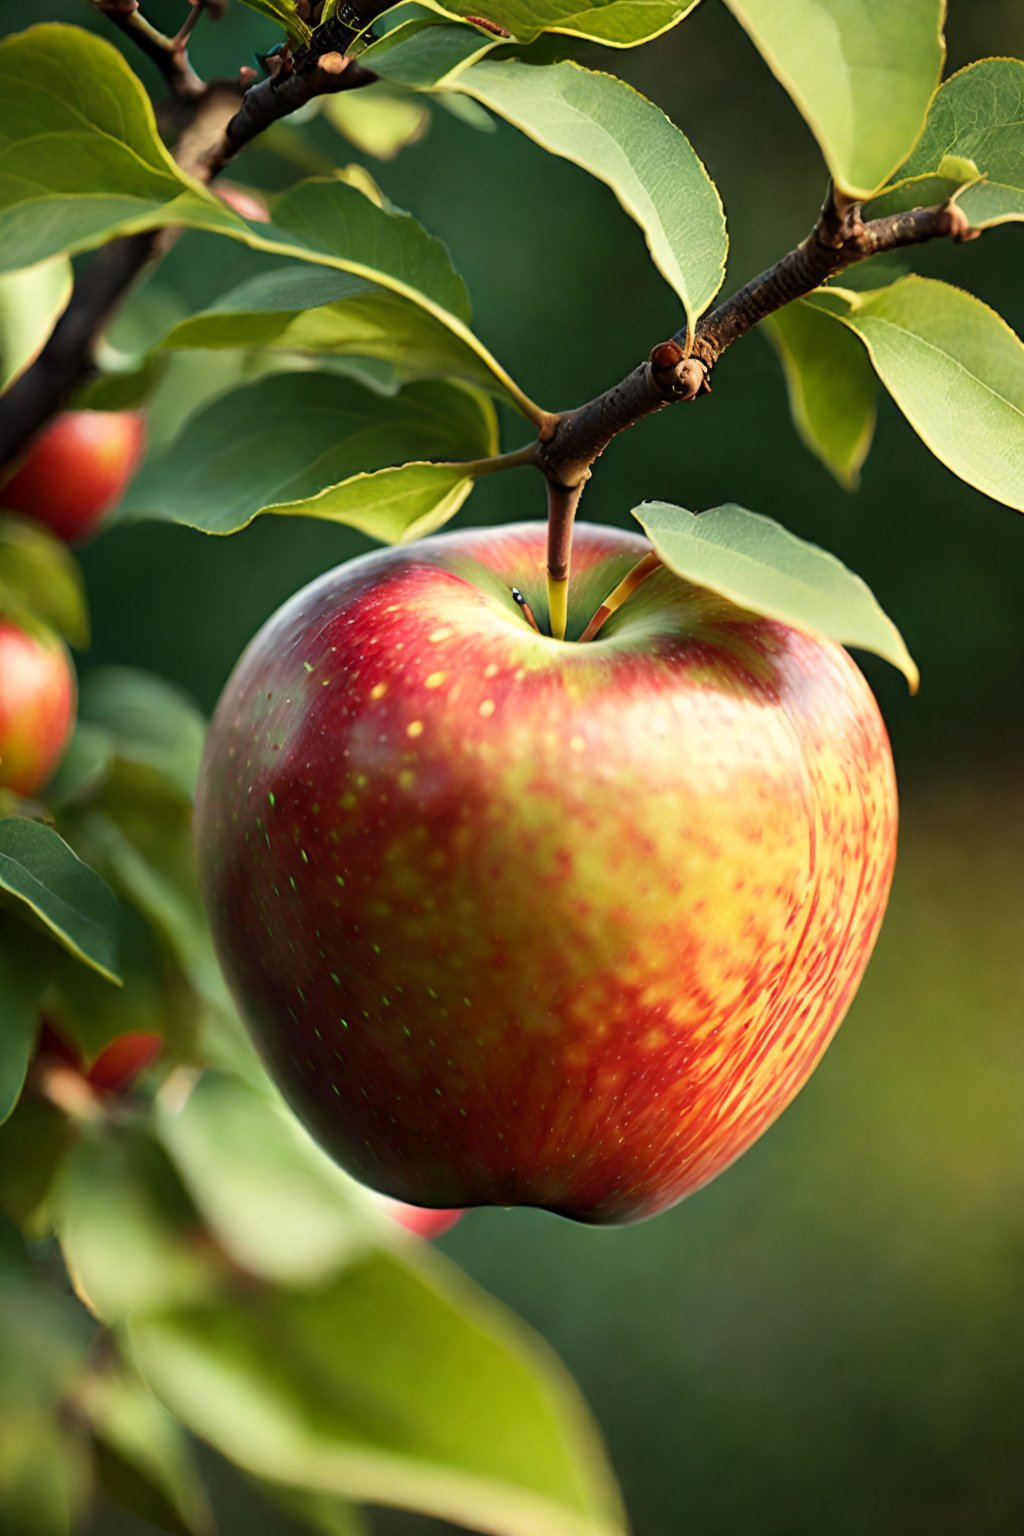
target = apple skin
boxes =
[0,621,76,796]
[0,410,145,544]
[214,182,271,223]
[195,522,897,1225]
[379,1198,463,1239]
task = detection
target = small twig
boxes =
[93,1,205,98]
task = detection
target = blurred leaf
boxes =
[0,818,120,984]
[0,514,89,649]
[434,93,497,132]
[44,725,115,812]
[812,276,1024,513]
[0,923,46,1125]
[84,1369,214,1536]
[156,1073,370,1288]
[78,669,206,804]
[633,501,919,688]
[237,0,312,42]
[0,25,225,274]
[870,58,1024,228]
[0,1415,89,1536]
[47,903,198,1064]
[160,266,519,398]
[763,299,877,488]
[55,1125,221,1323]
[0,1217,93,1415]
[132,1248,626,1536]
[421,0,701,46]
[361,20,496,90]
[120,373,497,539]
[0,1097,74,1232]
[449,56,727,330]
[0,259,71,394]
[722,0,945,196]
[259,1481,368,1536]
[75,351,168,414]
[325,88,431,160]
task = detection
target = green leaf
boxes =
[0,515,89,649]
[219,178,539,418]
[763,299,877,488]
[132,1249,626,1536]
[811,276,1024,513]
[258,1481,368,1536]
[325,88,431,160]
[160,266,517,399]
[83,1370,214,1536]
[0,259,71,395]
[0,1096,74,1232]
[0,926,45,1125]
[420,0,701,47]
[44,724,115,811]
[633,501,919,689]
[237,0,313,43]
[157,1074,371,1288]
[369,37,727,329]
[870,59,1024,228]
[0,817,120,984]
[78,669,206,804]
[722,0,945,197]
[55,1126,221,1322]
[119,373,497,539]
[0,25,224,275]
[0,1416,89,1536]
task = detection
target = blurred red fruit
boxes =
[39,1023,163,1095]
[381,1197,464,1239]
[215,182,271,223]
[0,621,75,796]
[1,410,145,544]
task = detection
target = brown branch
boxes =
[536,192,974,496]
[0,10,376,471]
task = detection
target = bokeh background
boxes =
[8,0,1024,1531]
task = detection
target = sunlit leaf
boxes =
[811,276,1024,512]
[420,0,702,47]
[160,267,516,399]
[633,501,918,688]
[870,58,1024,228]
[237,0,313,43]
[722,0,945,196]
[119,373,496,540]
[325,88,431,160]
[0,259,71,395]
[763,299,877,488]
[0,818,120,984]
[132,1248,626,1536]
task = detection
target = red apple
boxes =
[0,620,75,796]
[38,1022,163,1094]
[195,522,897,1225]
[0,410,145,544]
[378,1197,463,1239]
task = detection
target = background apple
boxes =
[214,181,271,223]
[380,1197,464,1239]
[37,1022,163,1095]
[0,619,75,796]
[195,522,897,1225]
[0,409,145,544]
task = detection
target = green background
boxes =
[5,1,1022,1531]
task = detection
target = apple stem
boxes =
[579,552,662,642]
[511,588,541,634]
[546,481,584,640]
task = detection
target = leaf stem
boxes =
[465,442,539,478]
[579,551,662,642]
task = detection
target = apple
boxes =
[195,522,897,1225]
[38,1022,163,1095]
[378,1197,463,1239]
[0,620,75,797]
[0,410,145,544]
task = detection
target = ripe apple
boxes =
[0,620,75,796]
[214,182,271,223]
[195,522,897,1225]
[0,410,145,544]
[378,1197,463,1239]
[38,1022,163,1094]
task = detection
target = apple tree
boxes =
[0,1,1022,1533]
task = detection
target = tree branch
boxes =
[0,6,377,470]
[536,193,974,495]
